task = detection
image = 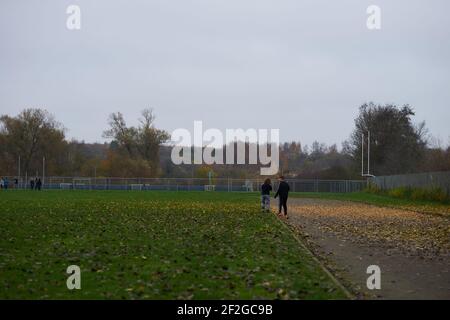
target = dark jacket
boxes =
[261,183,272,195]
[275,181,290,198]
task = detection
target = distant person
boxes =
[0,177,4,190]
[36,178,42,191]
[260,178,272,212]
[14,178,18,189]
[4,177,9,190]
[274,176,290,219]
[30,179,35,190]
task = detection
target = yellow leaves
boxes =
[290,198,450,257]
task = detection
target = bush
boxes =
[365,183,381,194]
[367,185,449,203]
[419,187,448,202]
[388,187,413,199]
[410,188,427,201]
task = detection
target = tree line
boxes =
[1,103,449,179]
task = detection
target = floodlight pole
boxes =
[367,131,370,176]
[361,133,364,176]
[43,157,45,189]
[361,131,375,178]
[18,156,21,189]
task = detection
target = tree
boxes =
[0,109,66,176]
[349,103,427,176]
[136,109,170,166]
[103,112,136,157]
[102,109,169,177]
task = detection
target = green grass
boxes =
[0,190,346,299]
[290,191,450,216]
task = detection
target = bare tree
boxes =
[103,109,169,176]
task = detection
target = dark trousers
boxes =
[278,195,288,215]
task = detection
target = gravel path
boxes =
[278,198,450,299]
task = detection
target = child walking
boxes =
[261,178,272,212]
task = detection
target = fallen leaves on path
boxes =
[289,199,450,258]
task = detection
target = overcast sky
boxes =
[1,0,449,148]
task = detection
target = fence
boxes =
[1,176,367,193]
[370,171,450,195]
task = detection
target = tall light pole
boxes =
[361,133,364,176]
[42,157,45,189]
[361,131,375,178]
[367,131,370,176]
[18,155,21,189]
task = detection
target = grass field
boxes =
[0,190,346,300]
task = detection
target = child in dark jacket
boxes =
[274,176,290,218]
[260,178,272,212]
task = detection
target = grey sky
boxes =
[1,0,449,148]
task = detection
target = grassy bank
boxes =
[290,191,450,217]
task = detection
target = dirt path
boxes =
[276,198,450,299]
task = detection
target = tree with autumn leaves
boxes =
[0,109,66,176]
[1,104,449,179]
[0,108,169,178]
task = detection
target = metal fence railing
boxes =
[370,171,450,195]
[0,176,367,193]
